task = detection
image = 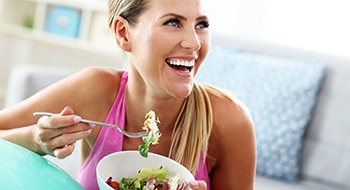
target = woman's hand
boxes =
[189,180,207,190]
[35,106,93,159]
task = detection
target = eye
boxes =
[164,17,181,28]
[196,20,210,29]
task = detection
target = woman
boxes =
[0,0,256,189]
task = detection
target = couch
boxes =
[197,37,350,190]
[5,38,350,190]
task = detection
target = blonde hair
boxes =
[108,0,149,27]
[171,82,235,174]
[108,0,234,174]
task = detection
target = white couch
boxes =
[5,38,350,190]
[198,37,350,190]
[236,39,350,190]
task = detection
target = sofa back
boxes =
[296,51,350,188]
[211,36,350,189]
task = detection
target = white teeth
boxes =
[168,59,195,67]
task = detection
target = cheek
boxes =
[131,34,158,65]
[146,33,175,63]
[131,24,157,51]
[148,32,172,51]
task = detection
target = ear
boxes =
[112,16,131,52]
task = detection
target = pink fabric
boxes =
[77,72,211,190]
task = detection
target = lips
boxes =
[165,58,195,72]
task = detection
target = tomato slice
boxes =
[106,176,120,189]
[110,181,120,189]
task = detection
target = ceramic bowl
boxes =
[96,151,195,190]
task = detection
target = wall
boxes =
[207,0,350,58]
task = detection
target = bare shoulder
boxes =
[208,88,254,137]
[54,66,124,117]
[39,66,123,107]
[69,66,123,89]
[206,87,256,189]
[208,89,255,153]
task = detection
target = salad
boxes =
[106,166,187,190]
[138,110,161,157]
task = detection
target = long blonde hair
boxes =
[170,82,213,174]
[172,83,237,174]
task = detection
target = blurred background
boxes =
[0,0,349,107]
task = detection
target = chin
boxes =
[170,83,194,99]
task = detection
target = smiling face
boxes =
[118,0,210,99]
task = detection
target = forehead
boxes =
[146,0,208,18]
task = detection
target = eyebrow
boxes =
[161,13,208,21]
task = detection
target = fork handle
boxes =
[33,112,123,133]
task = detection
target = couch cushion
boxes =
[196,45,327,182]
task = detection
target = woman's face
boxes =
[127,0,210,99]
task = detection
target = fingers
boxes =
[35,106,93,158]
[37,106,79,129]
[36,123,93,157]
[38,120,91,141]
[39,126,92,158]
[53,142,76,159]
[60,106,74,116]
[188,180,207,190]
[39,129,92,158]
[38,114,81,129]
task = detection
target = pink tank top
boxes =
[77,72,211,190]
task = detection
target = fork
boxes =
[33,112,148,138]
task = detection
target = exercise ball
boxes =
[0,139,83,190]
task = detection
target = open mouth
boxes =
[165,58,195,72]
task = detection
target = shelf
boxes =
[19,0,107,11]
[0,22,123,58]
[0,0,125,60]
[0,0,125,108]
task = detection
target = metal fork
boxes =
[33,112,148,138]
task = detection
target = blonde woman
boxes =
[0,0,256,189]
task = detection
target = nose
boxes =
[180,29,201,51]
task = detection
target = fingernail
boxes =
[61,106,71,114]
[89,123,96,128]
[41,116,51,128]
[87,129,92,134]
[190,180,199,187]
[73,116,81,123]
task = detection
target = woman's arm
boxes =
[210,96,256,190]
[0,67,120,157]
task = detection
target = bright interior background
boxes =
[207,0,350,58]
[1,0,350,107]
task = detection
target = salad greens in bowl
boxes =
[96,151,195,190]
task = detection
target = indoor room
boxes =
[1,0,349,189]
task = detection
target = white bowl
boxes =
[96,151,195,190]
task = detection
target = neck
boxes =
[124,81,185,135]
